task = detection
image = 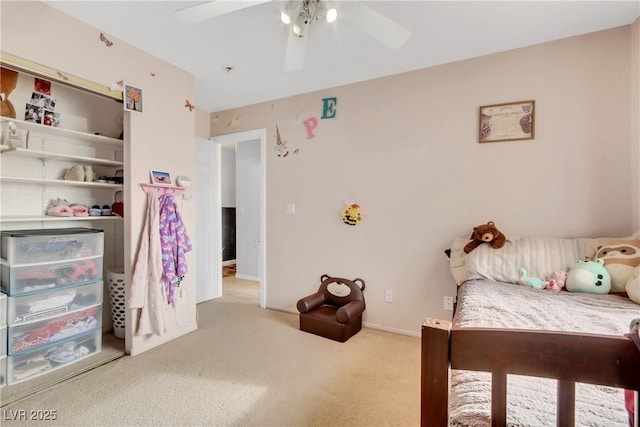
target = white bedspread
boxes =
[450,279,640,427]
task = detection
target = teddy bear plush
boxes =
[463,221,506,254]
[1,67,19,118]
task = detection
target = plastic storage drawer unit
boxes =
[8,281,103,326]
[1,228,104,266]
[0,292,6,327]
[8,329,102,384]
[1,256,103,296]
[9,305,102,355]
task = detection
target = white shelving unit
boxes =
[0,118,123,147]
[1,146,124,167]
[0,117,124,223]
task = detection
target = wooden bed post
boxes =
[421,318,452,427]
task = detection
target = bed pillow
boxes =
[450,236,589,286]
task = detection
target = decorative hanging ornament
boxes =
[342,199,365,226]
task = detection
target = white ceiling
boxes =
[43,1,639,113]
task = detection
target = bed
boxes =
[421,235,640,427]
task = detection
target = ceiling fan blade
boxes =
[349,3,411,49]
[284,30,308,72]
[175,0,271,23]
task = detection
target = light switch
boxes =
[286,203,296,215]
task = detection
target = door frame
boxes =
[211,129,267,308]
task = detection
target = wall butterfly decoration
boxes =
[99,32,113,47]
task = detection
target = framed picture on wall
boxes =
[150,170,171,185]
[479,100,535,143]
[124,85,143,112]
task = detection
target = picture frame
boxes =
[24,103,44,124]
[150,170,171,185]
[479,100,535,143]
[124,84,143,113]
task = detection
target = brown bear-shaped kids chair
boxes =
[296,274,366,342]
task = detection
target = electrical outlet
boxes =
[384,289,393,303]
[444,296,454,311]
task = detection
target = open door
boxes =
[195,138,222,303]
[211,130,267,308]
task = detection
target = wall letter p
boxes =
[303,117,318,139]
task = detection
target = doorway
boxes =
[210,129,267,308]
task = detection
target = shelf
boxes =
[0,215,122,223]
[0,176,123,189]
[1,147,123,167]
[140,183,185,195]
[0,117,123,147]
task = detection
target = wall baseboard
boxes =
[222,259,236,266]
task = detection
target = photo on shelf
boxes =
[43,110,60,127]
[150,170,171,185]
[24,103,43,124]
[30,91,56,110]
[34,78,51,96]
[124,85,143,113]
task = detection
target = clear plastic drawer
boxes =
[0,292,6,327]
[0,356,6,388]
[9,304,102,355]
[8,281,103,326]
[0,326,6,357]
[8,329,102,385]
[1,228,103,266]
[1,256,103,296]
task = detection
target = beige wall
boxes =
[631,18,640,232]
[195,108,211,139]
[2,2,198,354]
[212,26,637,335]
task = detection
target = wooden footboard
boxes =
[421,318,640,427]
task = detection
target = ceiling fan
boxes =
[175,0,411,72]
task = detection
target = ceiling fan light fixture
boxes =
[326,7,337,23]
[281,1,296,25]
[292,14,308,37]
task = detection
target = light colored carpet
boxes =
[0,295,421,426]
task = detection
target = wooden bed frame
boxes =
[421,318,640,427]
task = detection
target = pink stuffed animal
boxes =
[545,271,568,292]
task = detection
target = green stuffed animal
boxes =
[565,259,611,294]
